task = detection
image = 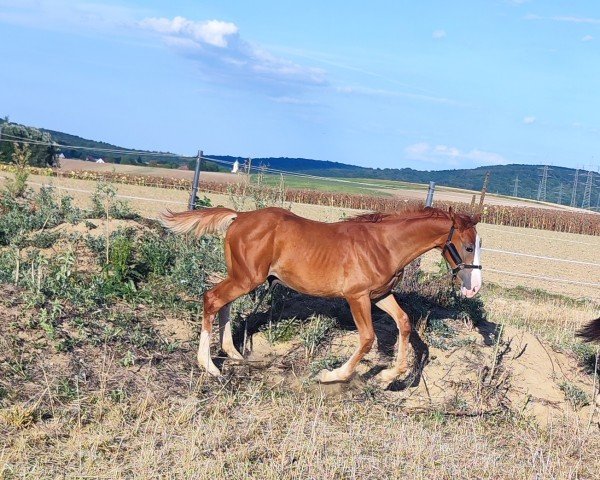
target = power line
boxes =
[512,175,519,197]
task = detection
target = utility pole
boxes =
[188,149,202,210]
[570,169,579,207]
[425,181,435,207]
[512,175,520,197]
[537,165,549,202]
[479,171,490,208]
[581,169,594,209]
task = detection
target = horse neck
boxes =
[381,215,452,268]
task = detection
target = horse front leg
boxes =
[374,294,411,384]
[318,295,374,383]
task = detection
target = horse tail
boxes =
[576,318,600,343]
[161,207,238,237]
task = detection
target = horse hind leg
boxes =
[199,278,263,377]
[318,295,374,383]
[218,302,243,360]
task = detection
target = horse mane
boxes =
[344,207,479,229]
[345,212,393,223]
[344,207,449,223]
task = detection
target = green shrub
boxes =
[138,233,175,276]
[559,381,590,409]
[90,181,137,220]
[28,231,60,249]
[300,315,336,357]
[262,317,301,344]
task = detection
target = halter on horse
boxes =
[162,206,483,384]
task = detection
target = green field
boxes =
[257,174,421,196]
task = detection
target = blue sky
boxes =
[0,0,599,171]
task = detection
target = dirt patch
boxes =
[237,317,598,426]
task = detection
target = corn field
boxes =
[4,165,599,235]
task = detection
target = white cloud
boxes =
[140,17,237,48]
[525,14,600,25]
[269,96,319,106]
[335,85,460,105]
[582,34,594,42]
[432,29,446,39]
[523,116,536,124]
[139,15,327,92]
[405,142,430,157]
[405,142,507,166]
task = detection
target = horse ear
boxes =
[471,213,481,225]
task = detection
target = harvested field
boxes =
[58,158,581,211]
[59,158,240,184]
[382,185,580,210]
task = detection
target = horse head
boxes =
[441,208,483,298]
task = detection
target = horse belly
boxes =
[269,255,346,297]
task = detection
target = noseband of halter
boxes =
[443,226,483,276]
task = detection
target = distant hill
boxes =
[209,155,599,208]
[0,118,222,172]
[1,118,598,209]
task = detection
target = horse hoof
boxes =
[317,368,350,384]
[317,369,338,383]
[198,361,222,377]
[377,368,404,384]
[224,348,244,361]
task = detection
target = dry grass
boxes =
[484,289,597,343]
[1,176,600,479]
[1,280,599,479]
[2,367,600,480]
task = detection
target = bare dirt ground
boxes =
[3,171,597,299]
[243,306,598,427]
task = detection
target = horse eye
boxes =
[466,246,474,253]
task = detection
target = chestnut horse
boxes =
[162,206,482,383]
